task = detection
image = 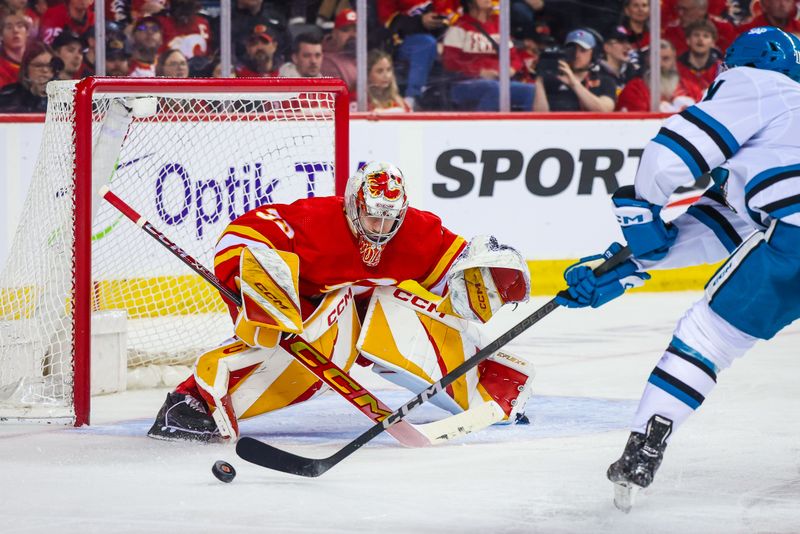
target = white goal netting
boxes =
[0,79,343,422]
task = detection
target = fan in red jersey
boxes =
[148,162,536,443]
[155,0,211,59]
[40,0,94,46]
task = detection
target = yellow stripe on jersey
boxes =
[217,224,276,249]
[213,245,245,269]
[419,236,467,290]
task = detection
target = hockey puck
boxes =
[212,460,236,483]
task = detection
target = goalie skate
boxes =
[147,392,221,443]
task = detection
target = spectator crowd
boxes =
[0,0,798,112]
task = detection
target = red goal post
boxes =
[1,77,349,426]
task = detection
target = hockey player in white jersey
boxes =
[556,26,800,511]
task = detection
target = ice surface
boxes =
[1,293,798,533]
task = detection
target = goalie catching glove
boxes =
[437,235,530,323]
[556,242,650,309]
[234,245,303,347]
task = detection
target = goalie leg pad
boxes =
[194,338,325,438]
[476,351,536,423]
[359,287,536,420]
[193,338,267,439]
[194,288,362,438]
[359,287,482,413]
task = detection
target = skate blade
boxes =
[612,481,639,513]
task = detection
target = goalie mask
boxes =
[344,161,409,267]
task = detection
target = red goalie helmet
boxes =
[344,161,409,267]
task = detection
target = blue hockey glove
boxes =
[555,242,651,309]
[612,185,678,261]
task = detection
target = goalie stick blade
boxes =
[236,437,334,478]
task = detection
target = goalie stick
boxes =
[98,186,501,447]
[234,246,632,477]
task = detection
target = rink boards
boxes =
[0,114,720,301]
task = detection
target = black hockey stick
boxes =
[236,245,632,477]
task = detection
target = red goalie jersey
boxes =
[213,195,467,320]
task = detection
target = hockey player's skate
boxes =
[147,392,221,443]
[607,414,672,513]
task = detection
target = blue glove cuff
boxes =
[612,186,677,260]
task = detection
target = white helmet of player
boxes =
[344,161,409,267]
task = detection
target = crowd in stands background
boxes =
[0,0,799,113]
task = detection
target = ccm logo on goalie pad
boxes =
[393,288,447,319]
[327,289,354,326]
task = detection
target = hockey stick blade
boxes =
[237,437,332,478]
[236,410,392,477]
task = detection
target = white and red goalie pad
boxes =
[357,286,534,420]
[194,287,361,438]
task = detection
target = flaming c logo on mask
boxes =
[366,171,403,201]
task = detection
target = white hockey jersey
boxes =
[633,66,800,270]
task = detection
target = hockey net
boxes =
[0,78,348,424]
